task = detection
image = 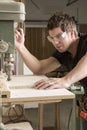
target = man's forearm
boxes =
[17,45,41,74]
[64,53,87,86]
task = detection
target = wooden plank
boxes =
[6,75,47,89]
[0,76,10,98]
[2,88,75,104]
[5,122,33,130]
[0,90,10,98]
[1,75,47,98]
[1,75,75,104]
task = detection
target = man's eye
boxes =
[56,34,60,39]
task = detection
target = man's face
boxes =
[48,27,72,53]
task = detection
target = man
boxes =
[15,13,87,130]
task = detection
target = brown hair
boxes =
[47,12,78,36]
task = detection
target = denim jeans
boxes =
[82,118,87,130]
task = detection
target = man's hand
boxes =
[15,28,25,50]
[34,77,70,89]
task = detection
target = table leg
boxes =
[55,103,60,130]
[38,104,43,130]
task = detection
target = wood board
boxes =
[0,76,10,98]
[1,75,75,104]
[0,75,47,98]
[6,75,47,89]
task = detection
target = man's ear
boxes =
[69,31,74,39]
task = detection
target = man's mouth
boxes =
[57,45,62,49]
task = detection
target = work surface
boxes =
[1,75,75,130]
[1,75,75,104]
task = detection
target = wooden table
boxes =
[1,75,75,130]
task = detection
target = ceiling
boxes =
[25,0,87,24]
[25,0,78,21]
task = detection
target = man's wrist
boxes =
[63,76,72,88]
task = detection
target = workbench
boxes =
[1,75,75,130]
